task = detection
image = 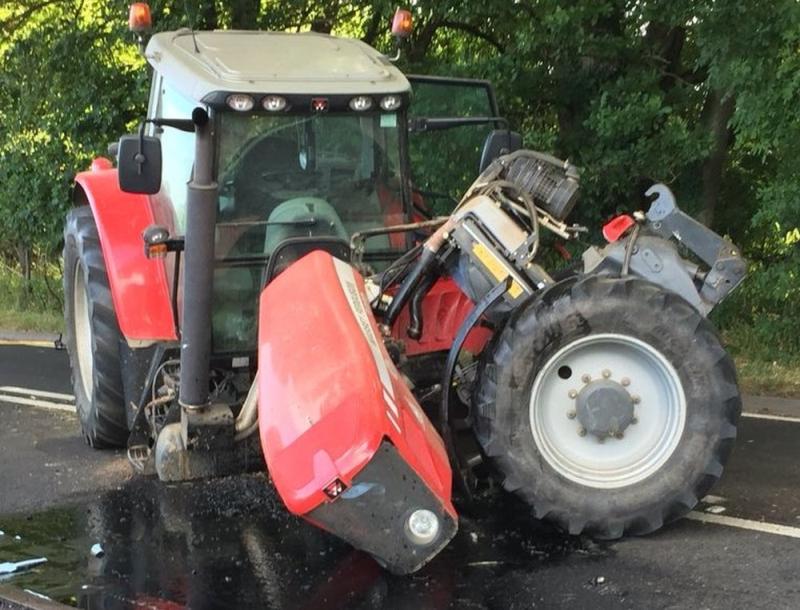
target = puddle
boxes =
[0,474,603,609]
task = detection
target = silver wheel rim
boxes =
[529,333,686,489]
[73,260,94,399]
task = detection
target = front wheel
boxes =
[63,206,128,448]
[473,275,741,538]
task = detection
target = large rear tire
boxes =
[63,206,128,448]
[473,275,740,538]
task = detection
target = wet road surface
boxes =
[1,344,800,609]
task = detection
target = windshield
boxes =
[210,111,405,353]
[215,112,406,260]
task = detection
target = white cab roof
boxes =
[146,30,411,102]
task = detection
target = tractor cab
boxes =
[127,29,510,354]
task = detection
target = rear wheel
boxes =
[474,275,741,538]
[63,206,128,448]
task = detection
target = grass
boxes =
[733,355,800,398]
[0,307,63,334]
[722,325,800,398]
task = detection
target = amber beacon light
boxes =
[391,8,413,39]
[128,2,152,33]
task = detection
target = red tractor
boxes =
[63,7,746,574]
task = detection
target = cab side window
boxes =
[154,78,196,232]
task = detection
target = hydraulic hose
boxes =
[381,217,455,331]
[407,271,439,340]
[234,373,259,441]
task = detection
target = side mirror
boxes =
[118,134,162,194]
[479,129,523,173]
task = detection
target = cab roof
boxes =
[146,29,411,103]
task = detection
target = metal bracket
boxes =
[645,183,747,306]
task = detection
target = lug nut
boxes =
[631,417,638,424]
[568,389,578,399]
[632,395,641,404]
[578,428,587,437]
[602,369,611,379]
[567,410,576,419]
[621,377,630,387]
[581,374,591,383]
[615,431,625,439]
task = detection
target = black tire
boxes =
[63,206,128,448]
[473,274,741,538]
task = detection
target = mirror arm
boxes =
[132,116,198,176]
[148,117,197,133]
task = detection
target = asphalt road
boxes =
[1,344,800,609]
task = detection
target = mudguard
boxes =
[257,251,457,574]
[75,165,177,344]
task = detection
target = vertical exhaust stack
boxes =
[179,107,217,410]
[155,107,241,482]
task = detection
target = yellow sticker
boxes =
[471,242,523,299]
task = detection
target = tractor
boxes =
[63,4,747,574]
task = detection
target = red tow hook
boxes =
[602,214,636,243]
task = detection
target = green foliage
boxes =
[0,0,798,374]
[0,257,63,333]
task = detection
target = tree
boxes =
[0,0,797,353]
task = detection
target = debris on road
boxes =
[0,557,48,576]
[23,589,52,601]
[90,543,105,558]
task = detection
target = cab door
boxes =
[406,76,506,216]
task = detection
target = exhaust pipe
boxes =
[179,108,217,409]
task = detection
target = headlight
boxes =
[262,95,288,112]
[349,95,373,111]
[226,94,254,112]
[406,509,440,545]
[380,95,402,111]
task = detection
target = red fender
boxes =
[74,166,177,343]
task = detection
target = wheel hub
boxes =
[575,379,634,439]
[529,333,687,489]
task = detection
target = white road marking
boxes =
[0,394,75,413]
[687,511,800,539]
[0,339,57,348]
[742,412,800,424]
[0,386,74,403]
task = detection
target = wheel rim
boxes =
[528,333,686,489]
[73,260,94,399]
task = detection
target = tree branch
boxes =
[0,0,66,37]
[437,19,504,53]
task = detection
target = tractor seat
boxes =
[260,198,350,287]
[263,197,348,256]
